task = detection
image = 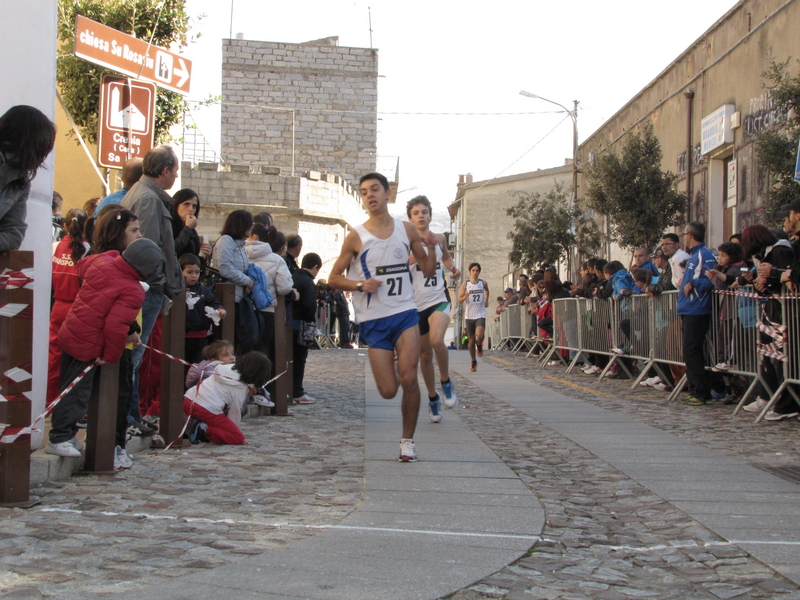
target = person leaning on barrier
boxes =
[769,197,800,292]
[646,247,676,295]
[741,223,797,420]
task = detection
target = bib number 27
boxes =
[387,276,404,296]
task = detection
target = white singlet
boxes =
[464,279,487,320]
[412,242,448,311]
[348,219,417,323]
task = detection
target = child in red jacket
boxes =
[47,230,165,466]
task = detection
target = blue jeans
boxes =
[129,289,163,422]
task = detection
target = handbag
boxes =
[200,266,226,290]
[297,321,317,347]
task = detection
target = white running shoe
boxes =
[253,394,275,407]
[399,439,417,462]
[114,446,133,469]
[46,441,81,458]
[743,397,768,412]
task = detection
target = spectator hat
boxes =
[775,197,800,219]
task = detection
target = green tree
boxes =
[584,121,686,253]
[57,0,191,145]
[753,59,800,223]
[506,182,601,271]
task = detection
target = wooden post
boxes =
[273,295,291,416]
[82,363,117,473]
[160,294,187,444]
[214,283,236,344]
[0,251,37,506]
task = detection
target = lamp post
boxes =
[519,90,579,202]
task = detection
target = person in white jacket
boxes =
[184,351,270,445]
[245,224,296,357]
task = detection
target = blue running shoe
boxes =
[428,394,443,423]
[441,380,458,409]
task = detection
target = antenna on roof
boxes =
[368,6,373,49]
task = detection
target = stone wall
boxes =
[182,162,368,279]
[221,37,378,185]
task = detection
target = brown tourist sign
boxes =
[73,15,192,96]
[97,74,156,169]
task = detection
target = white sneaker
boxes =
[399,439,417,462]
[640,376,662,387]
[712,362,731,372]
[547,360,560,366]
[743,397,768,412]
[46,441,81,458]
[441,380,458,409]
[765,410,800,421]
[253,394,275,407]
[114,445,133,469]
[293,394,316,404]
[68,436,84,451]
[581,364,594,373]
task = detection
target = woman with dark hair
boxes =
[92,207,142,254]
[0,105,56,251]
[171,188,212,261]
[48,209,90,404]
[739,223,796,419]
[212,210,256,353]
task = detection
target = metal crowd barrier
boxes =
[492,289,780,414]
[315,304,335,349]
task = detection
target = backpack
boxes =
[246,263,274,310]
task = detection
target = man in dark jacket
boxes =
[292,252,321,404]
[331,288,352,348]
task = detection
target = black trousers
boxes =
[681,314,712,399]
[292,328,309,398]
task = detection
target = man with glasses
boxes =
[660,232,691,289]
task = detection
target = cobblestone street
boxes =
[1,349,799,599]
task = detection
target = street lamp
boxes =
[519,90,579,202]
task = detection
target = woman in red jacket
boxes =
[47,209,89,404]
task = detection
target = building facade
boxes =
[578,0,800,251]
[449,166,573,334]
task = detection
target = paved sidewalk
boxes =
[3,349,799,599]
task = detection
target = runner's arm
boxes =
[406,222,436,278]
[328,230,381,294]
[483,282,490,307]
[457,281,468,304]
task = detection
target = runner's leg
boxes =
[419,331,437,398]
[394,324,422,440]
[428,310,451,383]
[368,347,400,400]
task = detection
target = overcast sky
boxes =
[180,0,740,215]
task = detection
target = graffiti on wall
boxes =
[744,90,788,135]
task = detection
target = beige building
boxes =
[449,165,573,327]
[578,0,800,251]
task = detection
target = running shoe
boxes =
[45,441,81,458]
[126,420,155,437]
[743,397,768,412]
[428,394,443,423]
[253,394,275,407]
[293,394,316,404]
[653,382,673,391]
[710,389,729,401]
[114,446,133,469]
[640,376,662,387]
[399,439,417,462]
[470,360,477,372]
[712,362,731,372]
[680,394,713,406]
[765,410,800,421]
[441,380,458,409]
[611,346,626,355]
[476,341,483,357]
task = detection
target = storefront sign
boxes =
[727,159,737,208]
[701,104,734,155]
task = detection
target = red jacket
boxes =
[51,235,82,303]
[58,251,145,364]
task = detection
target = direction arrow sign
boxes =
[98,74,156,169]
[73,15,192,96]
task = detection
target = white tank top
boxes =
[348,219,417,323]
[412,242,448,311]
[464,279,487,320]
